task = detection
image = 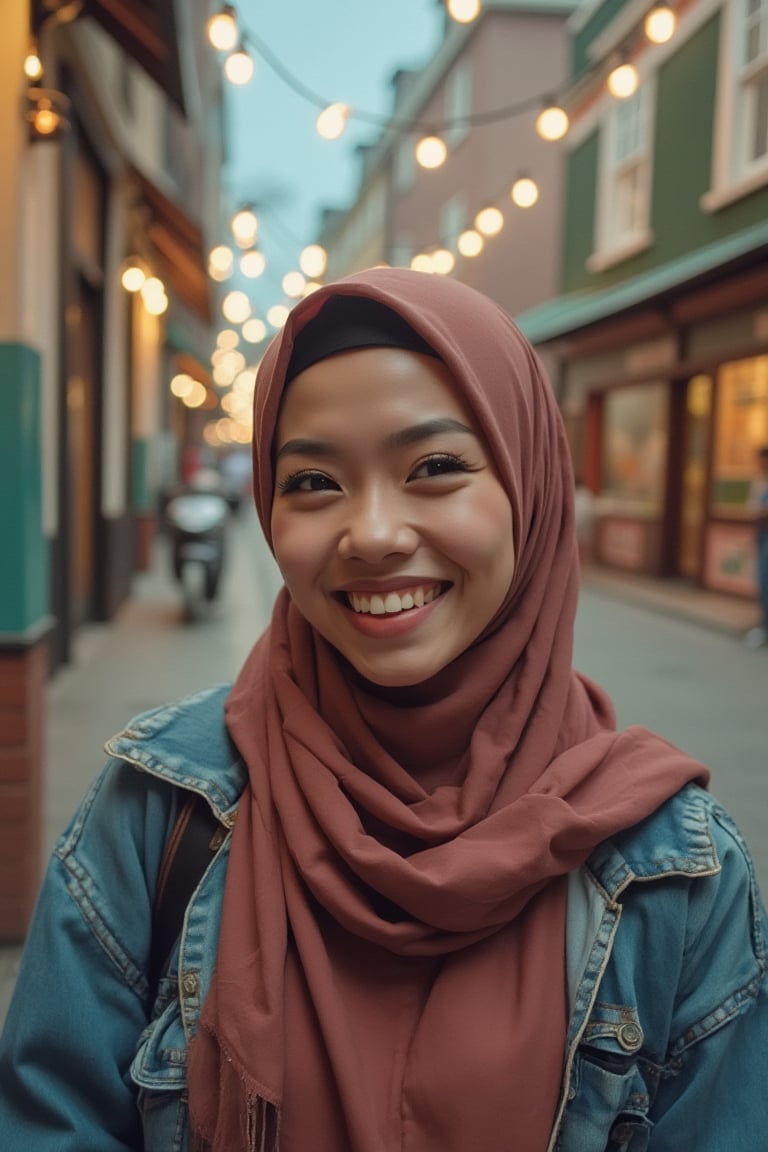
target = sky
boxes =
[215,0,446,329]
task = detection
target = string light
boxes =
[446,0,481,23]
[644,3,676,44]
[207,5,239,52]
[240,249,267,278]
[23,38,44,81]
[222,290,252,323]
[457,229,484,257]
[231,207,258,247]
[299,244,328,278]
[316,103,349,140]
[607,57,639,99]
[224,42,254,85]
[415,135,447,169]
[510,177,539,208]
[535,102,569,142]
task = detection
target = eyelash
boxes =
[276,453,476,496]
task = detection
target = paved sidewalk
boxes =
[0,539,761,1023]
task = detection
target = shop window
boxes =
[711,354,768,510]
[600,382,668,516]
[705,0,768,208]
[589,82,655,270]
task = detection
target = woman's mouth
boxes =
[345,582,445,616]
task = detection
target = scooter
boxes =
[163,484,229,622]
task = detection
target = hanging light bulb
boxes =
[299,244,327,278]
[207,5,238,51]
[282,271,307,298]
[410,254,435,273]
[415,135,447,170]
[231,208,258,248]
[536,102,569,142]
[240,249,266,278]
[510,177,539,208]
[474,206,504,236]
[457,229,484,257]
[216,329,240,350]
[208,244,234,282]
[224,42,254,85]
[120,260,146,293]
[431,248,455,275]
[141,276,169,315]
[447,0,481,22]
[23,38,44,81]
[607,56,639,99]
[222,290,252,324]
[316,103,349,141]
[644,3,676,44]
[267,304,290,329]
[242,317,267,343]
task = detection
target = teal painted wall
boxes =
[562,130,600,290]
[563,14,768,294]
[0,343,49,635]
[572,0,629,76]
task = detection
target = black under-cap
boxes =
[285,294,438,383]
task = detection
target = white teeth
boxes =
[347,584,442,615]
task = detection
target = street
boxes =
[1,508,766,1022]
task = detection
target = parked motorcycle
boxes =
[163,485,229,622]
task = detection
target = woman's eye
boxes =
[409,453,473,480]
[277,470,339,495]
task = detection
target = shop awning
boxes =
[129,165,211,322]
[33,0,187,113]
[516,219,768,346]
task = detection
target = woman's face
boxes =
[271,346,515,687]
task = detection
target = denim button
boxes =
[181,972,199,997]
[617,1021,643,1051]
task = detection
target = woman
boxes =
[1,268,766,1150]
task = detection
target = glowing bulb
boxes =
[299,244,327,278]
[143,292,169,316]
[431,248,455,275]
[607,61,639,99]
[536,104,569,142]
[242,318,267,343]
[216,329,239,349]
[224,45,254,85]
[120,264,145,292]
[415,135,447,170]
[207,6,238,51]
[644,4,675,44]
[267,304,289,329]
[410,254,434,273]
[231,209,258,246]
[33,105,59,135]
[209,245,234,274]
[240,250,266,278]
[510,177,539,208]
[316,103,349,141]
[24,45,44,81]
[222,290,251,324]
[474,206,504,236]
[447,0,481,22]
[282,271,306,298]
[170,373,195,398]
[457,229,484,257]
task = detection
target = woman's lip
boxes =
[340,589,446,637]
[336,578,448,594]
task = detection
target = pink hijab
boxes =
[188,268,707,1151]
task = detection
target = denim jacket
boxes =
[1,684,766,1151]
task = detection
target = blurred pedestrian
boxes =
[744,443,768,648]
[1,269,766,1151]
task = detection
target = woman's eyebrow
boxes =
[275,418,476,463]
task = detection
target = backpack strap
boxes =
[149,791,226,995]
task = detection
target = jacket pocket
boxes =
[131,981,191,1151]
[557,1004,653,1152]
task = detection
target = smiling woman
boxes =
[1,269,767,1152]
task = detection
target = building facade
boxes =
[320,0,578,339]
[0,0,224,939]
[517,0,768,602]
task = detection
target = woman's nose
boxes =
[337,486,418,562]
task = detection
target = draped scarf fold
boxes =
[187,268,707,1152]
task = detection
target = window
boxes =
[741,0,768,165]
[711,354,768,510]
[445,59,472,150]
[590,82,654,268]
[600,382,668,516]
[395,137,416,192]
[705,0,768,207]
